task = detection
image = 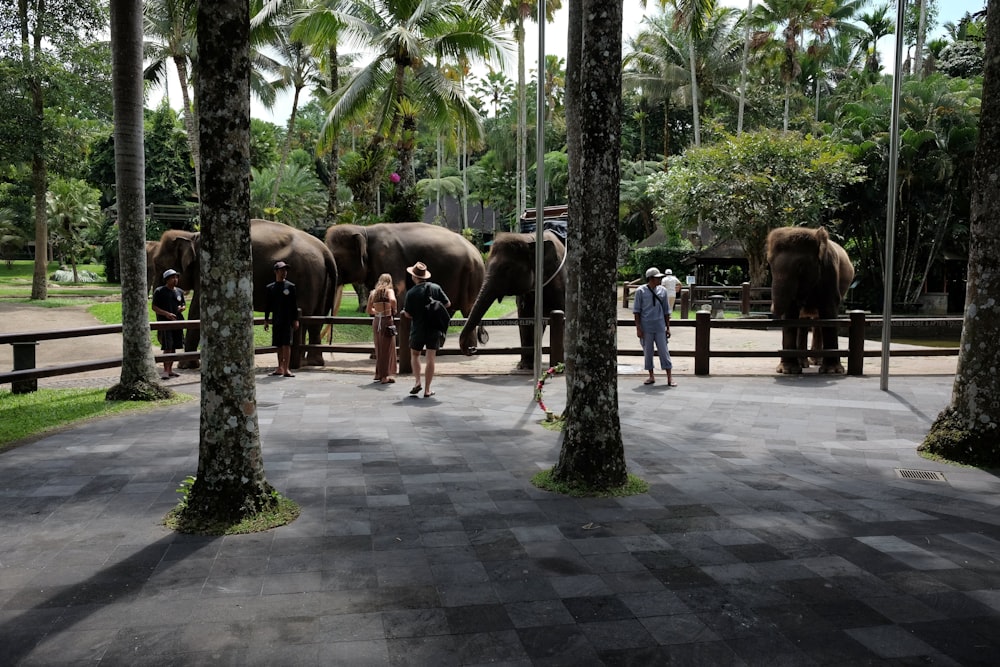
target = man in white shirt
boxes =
[661,269,682,313]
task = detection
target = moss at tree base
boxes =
[105,381,174,402]
[918,407,1000,469]
[532,469,648,498]
[165,492,300,535]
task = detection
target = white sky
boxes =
[146,0,987,126]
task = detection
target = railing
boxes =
[623,282,771,318]
[1,311,961,392]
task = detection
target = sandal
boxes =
[381,378,395,384]
[643,378,655,385]
[423,391,435,398]
[667,382,678,387]
[283,372,295,377]
[409,384,422,395]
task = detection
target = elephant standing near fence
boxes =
[459,230,567,370]
[766,226,854,374]
[324,223,485,352]
[152,219,338,368]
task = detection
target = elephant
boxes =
[766,226,854,375]
[459,230,567,370]
[152,219,339,368]
[145,240,159,294]
[324,222,485,352]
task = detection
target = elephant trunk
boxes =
[459,284,503,355]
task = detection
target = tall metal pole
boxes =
[881,0,907,391]
[737,0,752,135]
[533,4,547,380]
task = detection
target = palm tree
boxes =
[46,179,102,283]
[143,0,200,191]
[855,2,894,74]
[497,0,562,217]
[108,0,162,398]
[318,0,508,211]
[472,67,515,119]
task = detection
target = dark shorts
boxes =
[158,329,184,352]
[271,323,294,347]
[409,332,443,351]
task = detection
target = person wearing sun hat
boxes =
[633,267,675,387]
[402,261,450,398]
[264,260,299,377]
[151,268,186,380]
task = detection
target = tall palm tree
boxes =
[320,0,508,210]
[108,0,162,398]
[855,2,894,74]
[143,0,200,191]
[497,0,561,217]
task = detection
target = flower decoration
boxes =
[533,362,565,418]
[389,172,401,184]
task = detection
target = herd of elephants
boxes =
[144,219,852,375]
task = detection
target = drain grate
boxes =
[895,468,946,482]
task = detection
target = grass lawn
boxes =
[0,387,192,452]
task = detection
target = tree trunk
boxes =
[688,38,701,147]
[564,0,582,399]
[919,0,1000,468]
[554,0,626,491]
[325,45,340,223]
[270,84,303,210]
[182,0,275,523]
[914,0,927,78]
[174,56,201,200]
[21,2,47,300]
[517,17,527,217]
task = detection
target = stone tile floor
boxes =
[1,370,999,665]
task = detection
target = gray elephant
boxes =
[324,222,485,351]
[459,230,567,370]
[145,240,159,294]
[152,219,339,368]
[766,226,854,374]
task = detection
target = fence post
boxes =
[694,310,711,376]
[549,310,564,367]
[847,310,866,376]
[680,288,690,320]
[12,341,38,394]
[741,282,750,315]
[622,284,629,308]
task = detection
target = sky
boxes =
[147,0,989,127]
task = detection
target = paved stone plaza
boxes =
[2,369,999,665]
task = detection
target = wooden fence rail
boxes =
[2,311,961,392]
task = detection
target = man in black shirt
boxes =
[402,261,450,398]
[151,268,186,380]
[264,261,299,377]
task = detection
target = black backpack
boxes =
[426,294,452,333]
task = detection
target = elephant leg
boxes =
[303,323,326,366]
[818,324,845,374]
[797,326,812,369]
[515,296,536,370]
[776,324,802,374]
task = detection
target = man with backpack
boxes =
[402,261,451,398]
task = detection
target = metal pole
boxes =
[881,0,907,391]
[533,4,546,380]
[737,0,752,134]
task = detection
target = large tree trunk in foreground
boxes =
[919,0,1000,467]
[553,0,626,490]
[107,0,163,401]
[181,0,274,523]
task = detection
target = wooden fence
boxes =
[623,281,771,318]
[1,311,961,393]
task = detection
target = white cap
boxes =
[664,269,673,275]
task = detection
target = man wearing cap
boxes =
[633,267,676,386]
[402,261,450,398]
[660,268,682,313]
[264,260,299,377]
[152,268,186,380]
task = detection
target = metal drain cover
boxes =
[895,468,946,482]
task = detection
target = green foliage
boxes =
[250,163,327,227]
[647,130,864,285]
[250,118,282,171]
[46,177,103,274]
[531,469,649,498]
[0,387,191,450]
[624,243,693,282]
[918,407,1000,469]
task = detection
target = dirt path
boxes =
[0,299,958,390]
